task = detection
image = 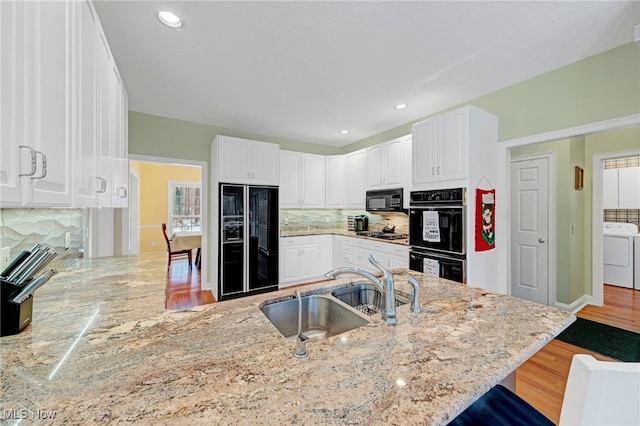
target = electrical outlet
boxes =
[1,247,10,271]
[64,232,71,249]
[325,216,330,223]
[151,240,157,247]
[284,218,289,225]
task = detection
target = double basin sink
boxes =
[260,283,409,341]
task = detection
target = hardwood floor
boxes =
[515,285,639,424]
[165,259,215,310]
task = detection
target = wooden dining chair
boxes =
[449,354,640,425]
[161,223,192,270]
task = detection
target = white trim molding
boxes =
[555,295,589,314]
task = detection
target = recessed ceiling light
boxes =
[157,11,183,29]
[339,130,350,135]
[394,104,408,110]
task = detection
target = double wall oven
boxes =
[409,188,466,283]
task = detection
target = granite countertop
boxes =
[0,255,574,425]
[280,228,409,246]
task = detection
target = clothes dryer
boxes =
[603,222,639,289]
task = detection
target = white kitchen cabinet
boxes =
[279,236,322,287]
[319,235,333,274]
[619,167,640,209]
[345,149,366,208]
[109,64,129,207]
[603,168,619,209]
[325,155,346,208]
[412,108,467,185]
[604,167,640,209]
[279,150,324,208]
[19,0,73,206]
[339,236,409,271]
[216,135,280,185]
[366,137,405,190]
[72,0,99,206]
[0,0,127,208]
[0,0,21,205]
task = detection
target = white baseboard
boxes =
[555,295,589,314]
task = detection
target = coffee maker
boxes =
[354,215,368,232]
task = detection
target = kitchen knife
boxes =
[11,269,58,304]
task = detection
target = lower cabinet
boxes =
[279,236,324,288]
[280,234,408,288]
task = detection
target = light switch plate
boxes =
[1,247,10,271]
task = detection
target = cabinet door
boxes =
[618,167,640,209]
[110,64,128,207]
[96,29,112,206]
[412,118,438,184]
[250,140,279,185]
[279,150,300,208]
[366,144,385,189]
[299,243,320,279]
[280,244,301,283]
[23,1,73,205]
[438,109,467,182]
[345,149,366,208]
[325,155,345,208]
[73,0,98,206]
[301,154,324,208]
[384,139,404,188]
[218,136,251,183]
[319,235,333,275]
[602,168,619,209]
[0,0,21,205]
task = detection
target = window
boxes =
[168,182,201,233]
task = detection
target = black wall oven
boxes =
[409,188,466,283]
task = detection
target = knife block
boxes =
[1,278,33,336]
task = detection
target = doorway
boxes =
[510,155,553,305]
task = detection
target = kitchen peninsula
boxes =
[0,254,573,425]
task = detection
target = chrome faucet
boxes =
[407,275,422,313]
[294,290,308,358]
[325,255,397,325]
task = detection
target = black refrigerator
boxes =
[219,184,279,300]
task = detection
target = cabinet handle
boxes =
[248,172,251,179]
[437,166,441,175]
[431,167,435,176]
[95,177,107,193]
[31,151,47,180]
[119,186,127,198]
[19,145,37,177]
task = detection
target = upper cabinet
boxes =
[215,135,279,186]
[0,0,128,208]
[344,149,366,208]
[280,151,325,208]
[604,166,640,209]
[366,137,405,190]
[412,108,467,185]
[412,105,497,190]
[325,155,346,208]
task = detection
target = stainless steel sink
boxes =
[260,294,369,341]
[331,283,409,316]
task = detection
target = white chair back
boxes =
[559,354,640,425]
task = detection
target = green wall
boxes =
[128,111,341,161]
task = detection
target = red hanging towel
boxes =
[475,188,495,251]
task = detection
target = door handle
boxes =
[19,145,37,177]
[31,151,47,180]
[538,237,546,243]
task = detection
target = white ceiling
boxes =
[93,1,640,147]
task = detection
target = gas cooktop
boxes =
[355,231,408,240]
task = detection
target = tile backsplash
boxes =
[280,209,409,234]
[0,208,84,259]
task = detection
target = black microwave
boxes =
[365,188,403,212]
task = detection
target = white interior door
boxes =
[511,157,550,305]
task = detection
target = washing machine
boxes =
[603,222,639,289]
